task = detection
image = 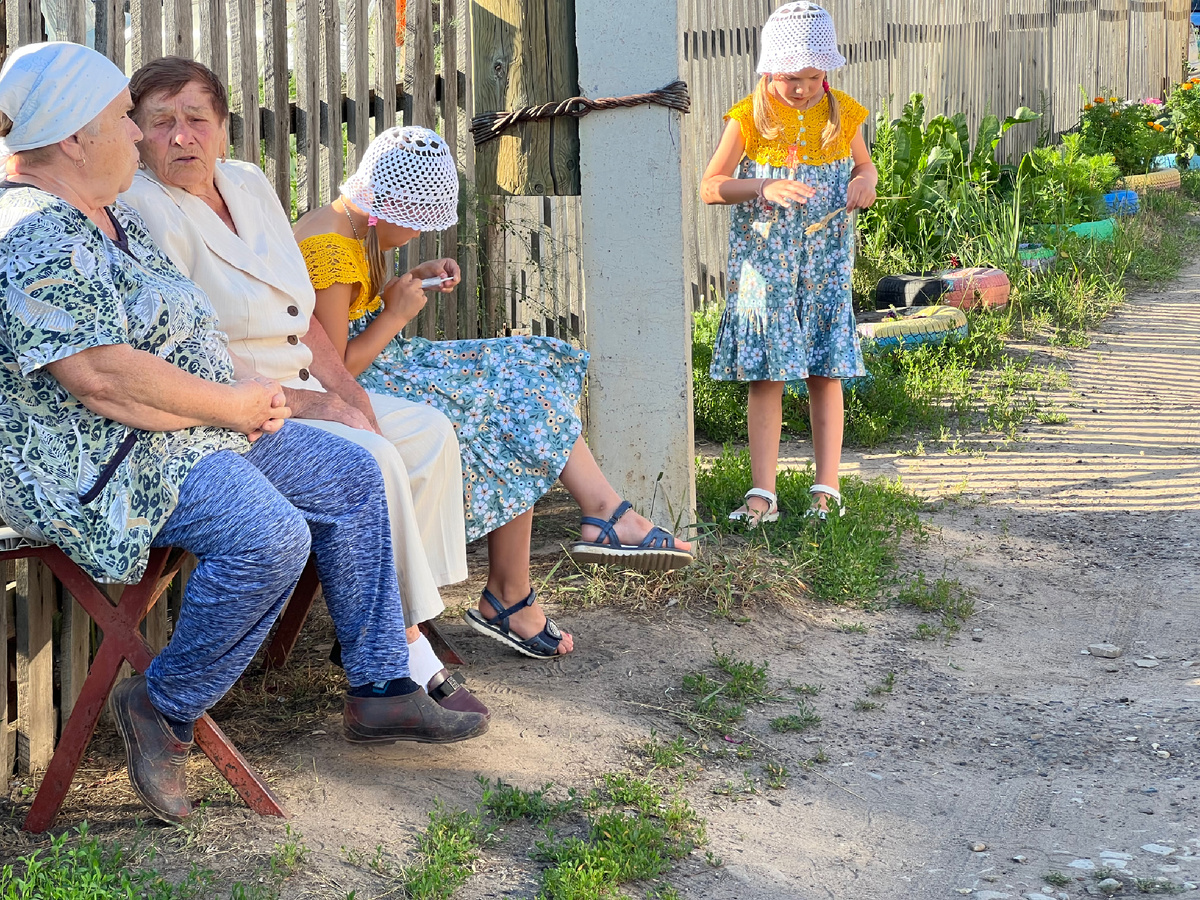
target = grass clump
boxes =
[896,571,975,638]
[1043,870,1072,887]
[682,646,780,733]
[479,778,577,823]
[638,732,699,770]
[401,806,486,900]
[769,703,821,734]
[536,777,705,900]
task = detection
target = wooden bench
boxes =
[0,525,286,832]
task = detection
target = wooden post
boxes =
[295,0,321,215]
[442,0,461,340]
[229,0,260,162]
[163,0,193,58]
[262,0,290,209]
[345,0,371,175]
[15,559,55,773]
[470,0,580,195]
[1,560,11,782]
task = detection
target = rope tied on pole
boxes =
[469,80,691,146]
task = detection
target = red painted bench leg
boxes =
[264,557,320,670]
[194,716,287,818]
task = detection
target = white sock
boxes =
[406,632,444,688]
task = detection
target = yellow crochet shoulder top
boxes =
[297,232,383,321]
[726,89,868,167]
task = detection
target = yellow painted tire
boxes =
[1120,168,1181,192]
[856,305,969,350]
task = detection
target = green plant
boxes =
[638,732,699,770]
[1043,871,1072,887]
[769,703,821,733]
[478,778,576,822]
[896,572,975,636]
[790,682,823,696]
[401,805,485,900]
[867,671,897,696]
[1166,75,1200,159]
[853,699,881,711]
[1019,133,1120,225]
[1079,91,1173,175]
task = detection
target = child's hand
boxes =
[380,273,430,326]
[410,258,462,292]
[846,175,877,211]
[762,179,816,208]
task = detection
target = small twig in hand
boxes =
[805,206,846,236]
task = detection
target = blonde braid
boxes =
[820,80,841,150]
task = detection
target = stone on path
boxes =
[1088,643,1123,658]
[1142,843,1176,855]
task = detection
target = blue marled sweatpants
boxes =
[145,421,410,723]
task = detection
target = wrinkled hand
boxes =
[762,178,816,208]
[846,175,877,211]
[235,377,290,442]
[410,258,462,293]
[380,272,430,327]
[305,391,375,432]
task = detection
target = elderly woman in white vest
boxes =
[120,58,484,716]
[0,43,487,823]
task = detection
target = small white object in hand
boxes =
[421,275,454,288]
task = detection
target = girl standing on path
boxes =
[293,127,693,661]
[701,1,877,524]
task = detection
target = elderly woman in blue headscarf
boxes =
[0,42,488,825]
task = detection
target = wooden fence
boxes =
[679,0,1195,309]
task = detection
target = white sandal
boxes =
[728,488,780,528]
[805,484,846,521]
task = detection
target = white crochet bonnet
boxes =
[341,126,459,232]
[756,2,846,75]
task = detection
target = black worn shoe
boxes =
[108,675,193,824]
[427,669,491,720]
[343,688,489,744]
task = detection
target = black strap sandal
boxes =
[463,588,566,660]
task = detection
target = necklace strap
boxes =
[342,201,362,242]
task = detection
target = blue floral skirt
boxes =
[353,317,588,542]
[709,156,865,385]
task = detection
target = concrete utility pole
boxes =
[575,0,696,531]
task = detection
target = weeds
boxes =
[867,672,897,696]
[479,778,577,823]
[682,646,780,733]
[854,699,882,712]
[401,806,486,900]
[896,572,976,638]
[789,682,823,696]
[638,732,700,770]
[1043,871,1072,887]
[769,703,822,733]
[764,762,790,789]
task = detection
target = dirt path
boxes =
[12,270,1198,899]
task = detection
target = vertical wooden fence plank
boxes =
[64,0,86,44]
[319,0,343,207]
[229,0,261,162]
[200,0,230,94]
[263,0,290,209]
[407,0,438,337]
[345,0,370,175]
[94,0,125,65]
[164,0,194,58]
[132,0,163,70]
[460,0,479,337]
[296,0,321,215]
[0,561,10,780]
[374,0,398,135]
[58,585,90,734]
[15,559,54,774]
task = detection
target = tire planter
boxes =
[939,266,1010,311]
[874,273,949,310]
[1104,189,1140,216]
[1018,243,1057,273]
[1120,168,1181,192]
[856,305,969,350]
[1065,218,1116,241]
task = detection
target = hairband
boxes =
[823,79,830,93]
[368,215,378,227]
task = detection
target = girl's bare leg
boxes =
[732,380,785,519]
[478,511,574,655]
[559,438,692,551]
[806,376,844,511]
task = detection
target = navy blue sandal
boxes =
[463,588,566,660]
[568,500,694,572]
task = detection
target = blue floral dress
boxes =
[709,89,869,386]
[300,234,588,543]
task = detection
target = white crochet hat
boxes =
[756,2,846,75]
[341,126,459,232]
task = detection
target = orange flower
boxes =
[1094,96,1105,103]
[1183,82,1195,91]
[1190,76,1200,83]
[1084,103,1094,110]
[1112,111,1120,117]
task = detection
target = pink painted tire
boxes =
[940,267,1010,311]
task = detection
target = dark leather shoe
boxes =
[108,674,193,823]
[427,669,491,719]
[344,688,489,744]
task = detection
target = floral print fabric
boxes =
[0,186,248,583]
[300,233,588,543]
[710,103,866,386]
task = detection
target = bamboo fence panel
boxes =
[679,0,1192,309]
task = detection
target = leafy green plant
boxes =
[1019,133,1120,225]
[401,806,486,900]
[1079,91,1172,175]
[1166,75,1200,160]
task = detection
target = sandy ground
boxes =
[3,268,1200,899]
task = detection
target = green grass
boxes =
[769,703,821,733]
[535,777,705,900]
[896,571,975,639]
[853,699,882,712]
[866,671,897,696]
[479,778,577,823]
[400,806,486,900]
[0,822,310,900]
[637,732,700,770]
[682,646,781,733]
[696,447,926,607]
[1043,871,1072,887]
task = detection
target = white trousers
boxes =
[305,394,468,626]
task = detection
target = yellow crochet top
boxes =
[726,89,868,167]
[297,232,383,321]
